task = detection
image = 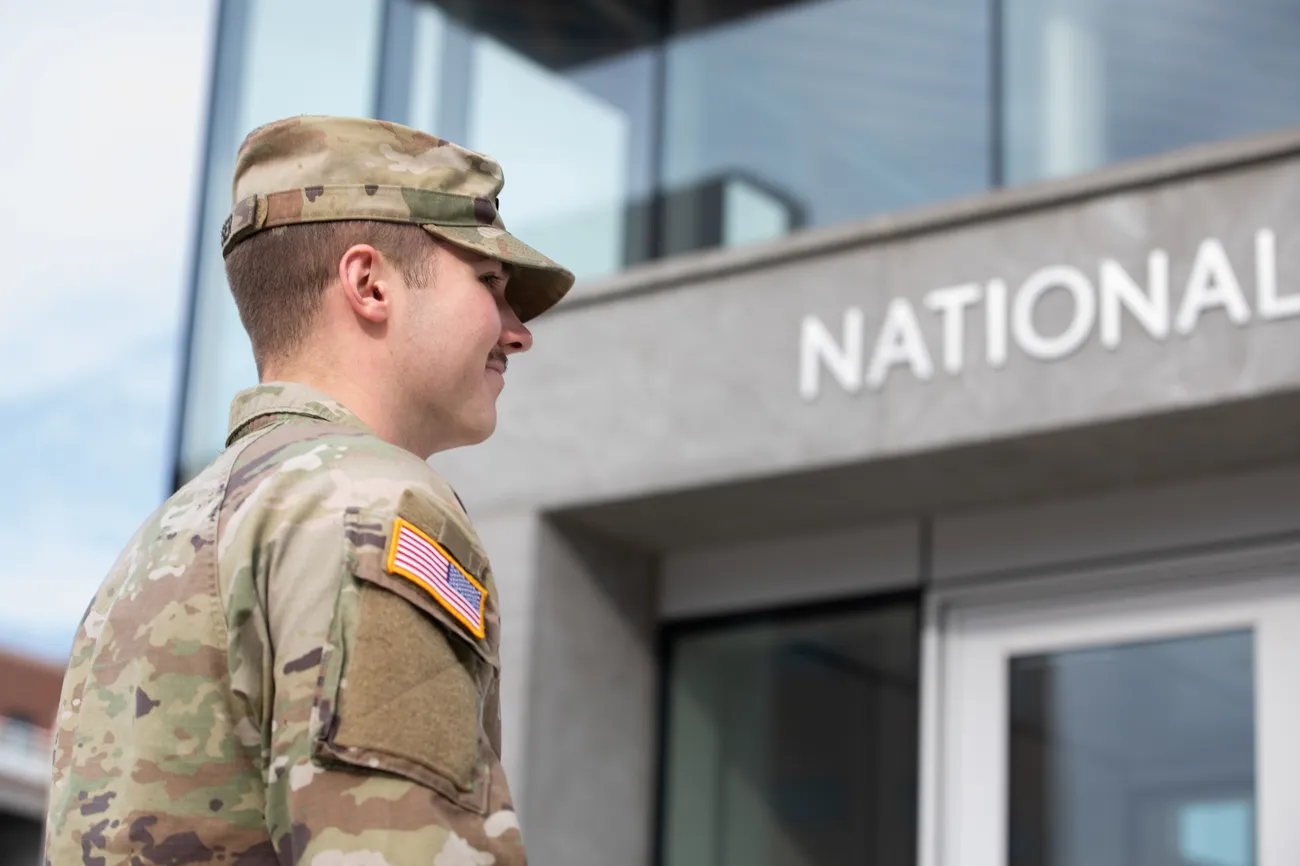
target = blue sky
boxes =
[0,0,216,661]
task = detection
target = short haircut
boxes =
[224,221,437,372]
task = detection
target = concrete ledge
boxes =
[559,126,1300,313]
[552,391,1300,551]
[933,461,1300,583]
[660,519,921,619]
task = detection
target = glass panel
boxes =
[466,38,654,282]
[661,0,991,256]
[1008,629,1255,866]
[661,601,919,866]
[407,4,445,134]
[179,0,385,483]
[1004,0,1300,184]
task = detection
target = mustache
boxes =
[488,349,508,372]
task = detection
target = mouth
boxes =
[486,351,508,376]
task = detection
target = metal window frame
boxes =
[168,0,250,494]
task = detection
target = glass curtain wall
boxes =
[661,0,992,253]
[1003,0,1300,184]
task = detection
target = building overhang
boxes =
[436,127,1300,545]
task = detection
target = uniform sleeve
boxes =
[223,449,523,866]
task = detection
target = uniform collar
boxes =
[226,381,371,446]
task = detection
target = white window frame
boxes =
[919,540,1300,866]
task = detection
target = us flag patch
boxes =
[386,518,487,638]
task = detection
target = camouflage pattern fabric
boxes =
[46,383,525,865]
[222,115,575,323]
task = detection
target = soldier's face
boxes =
[393,241,532,451]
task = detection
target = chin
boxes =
[460,410,498,446]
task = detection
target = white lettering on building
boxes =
[923,283,982,375]
[800,307,863,398]
[801,228,1292,400]
[1012,265,1096,361]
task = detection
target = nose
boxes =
[499,298,533,355]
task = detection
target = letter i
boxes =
[986,278,1009,369]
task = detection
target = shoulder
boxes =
[217,422,482,578]
[223,421,466,525]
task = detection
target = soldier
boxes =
[44,116,574,864]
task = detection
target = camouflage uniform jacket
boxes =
[46,382,524,865]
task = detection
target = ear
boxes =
[338,243,392,325]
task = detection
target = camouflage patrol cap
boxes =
[221,115,575,322]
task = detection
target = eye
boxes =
[480,273,505,292]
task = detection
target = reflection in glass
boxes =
[467,38,648,282]
[662,0,992,253]
[1008,630,1255,866]
[661,601,919,866]
[1004,0,1300,184]
[408,3,445,135]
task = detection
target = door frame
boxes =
[918,538,1300,866]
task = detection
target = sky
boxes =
[0,0,217,662]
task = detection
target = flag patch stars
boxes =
[386,518,487,638]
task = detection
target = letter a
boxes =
[866,298,934,390]
[1175,238,1251,334]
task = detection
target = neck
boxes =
[261,359,435,459]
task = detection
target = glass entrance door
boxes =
[933,574,1300,866]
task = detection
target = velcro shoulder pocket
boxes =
[315,495,499,814]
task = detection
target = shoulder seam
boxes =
[212,424,284,643]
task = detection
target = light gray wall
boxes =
[933,461,1300,582]
[436,131,1300,528]
[467,510,542,798]
[475,510,659,866]
[660,519,919,619]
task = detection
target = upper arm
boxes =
[222,446,522,865]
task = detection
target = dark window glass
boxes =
[0,813,43,866]
[660,598,920,866]
[1009,630,1255,866]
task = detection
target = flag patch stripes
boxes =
[386,518,487,638]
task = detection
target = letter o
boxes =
[1012,266,1097,361]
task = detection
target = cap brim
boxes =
[422,224,575,322]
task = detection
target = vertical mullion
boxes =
[170,0,250,494]
[374,0,418,124]
[990,0,1006,189]
[646,0,674,264]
